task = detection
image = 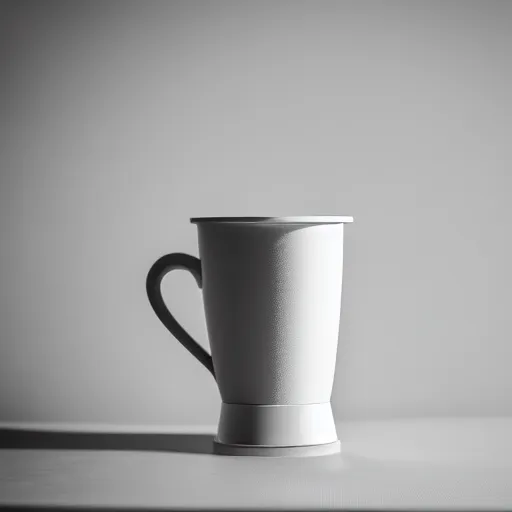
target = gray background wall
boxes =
[0,0,510,427]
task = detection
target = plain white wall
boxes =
[0,0,511,426]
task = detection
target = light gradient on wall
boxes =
[0,0,511,425]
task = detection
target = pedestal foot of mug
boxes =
[216,402,338,447]
[213,439,340,457]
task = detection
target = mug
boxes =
[146,216,353,456]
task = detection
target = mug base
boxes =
[216,402,339,449]
[213,439,341,457]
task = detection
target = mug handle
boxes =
[146,253,215,378]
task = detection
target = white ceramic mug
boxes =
[146,216,353,456]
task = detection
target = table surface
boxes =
[1,417,511,510]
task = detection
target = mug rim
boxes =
[190,216,354,224]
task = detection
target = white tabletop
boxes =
[1,418,511,510]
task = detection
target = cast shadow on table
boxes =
[0,428,213,454]
[0,505,376,512]
[1,508,509,512]
[0,508,424,512]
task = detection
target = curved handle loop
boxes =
[146,253,215,378]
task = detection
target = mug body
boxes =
[193,217,351,451]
